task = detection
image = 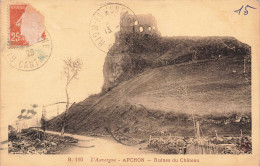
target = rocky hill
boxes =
[103,33,250,91]
[48,14,251,140]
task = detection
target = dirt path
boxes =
[45,130,152,154]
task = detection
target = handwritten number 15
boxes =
[234,5,256,15]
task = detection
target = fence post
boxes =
[148,135,152,146]
[240,129,243,138]
[196,121,200,139]
[243,58,246,73]
[57,104,59,115]
[215,130,218,138]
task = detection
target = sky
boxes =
[0,0,259,130]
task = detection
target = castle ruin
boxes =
[120,12,160,35]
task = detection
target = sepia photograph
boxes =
[0,0,259,166]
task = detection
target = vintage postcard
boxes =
[0,0,259,165]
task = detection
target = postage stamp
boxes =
[0,0,259,165]
[89,3,137,53]
[5,4,52,71]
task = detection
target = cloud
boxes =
[32,104,38,108]
[17,109,37,119]
[28,109,37,115]
[21,109,26,114]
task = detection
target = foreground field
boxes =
[8,128,78,154]
[148,135,252,154]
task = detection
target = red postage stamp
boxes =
[5,4,52,71]
[9,4,45,47]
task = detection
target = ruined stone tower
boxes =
[120,12,160,35]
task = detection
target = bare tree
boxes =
[61,58,82,137]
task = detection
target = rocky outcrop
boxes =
[102,13,251,92]
[103,32,250,92]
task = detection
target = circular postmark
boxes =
[89,3,137,53]
[4,30,52,71]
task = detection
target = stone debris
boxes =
[8,128,78,154]
[148,136,251,154]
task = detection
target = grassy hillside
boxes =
[103,33,250,92]
[48,56,251,139]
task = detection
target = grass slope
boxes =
[48,56,251,139]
